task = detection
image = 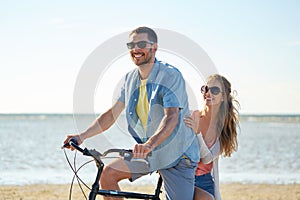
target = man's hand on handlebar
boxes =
[63,134,83,151]
[133,143,152,159]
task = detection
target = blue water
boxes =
[0,114,299,185]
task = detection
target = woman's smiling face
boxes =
[203,79,224,106]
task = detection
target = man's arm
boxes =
[133,107,179,158]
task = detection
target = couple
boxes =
[63,26,239,200]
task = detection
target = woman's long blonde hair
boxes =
[207,74,240,157]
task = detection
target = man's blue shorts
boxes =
[126,157,197,200]
[159,158,198,200]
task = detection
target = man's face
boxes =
[128,33,156,66]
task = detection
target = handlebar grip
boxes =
[69,138,78,146]
[63,138,78,148]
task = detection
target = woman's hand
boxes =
[183,114,198,133]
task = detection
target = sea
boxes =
[0,114,299,186]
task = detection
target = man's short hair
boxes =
[130,26,158,43]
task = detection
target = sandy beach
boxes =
[0,183,299,200]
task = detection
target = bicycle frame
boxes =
[64,139,163,200]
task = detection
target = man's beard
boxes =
[137,49,153,66]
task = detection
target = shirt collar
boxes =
[147,58,160,83]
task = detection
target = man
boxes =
[64,26,200,200]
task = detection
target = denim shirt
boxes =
[118,59,200,171]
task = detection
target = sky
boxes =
[1,0,300,114]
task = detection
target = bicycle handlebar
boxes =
[69,138,84,152]
[62,138,160,199]
[63,138,136,162]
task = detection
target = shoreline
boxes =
[1,183,299,200]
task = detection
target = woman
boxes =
[184,74,240,200]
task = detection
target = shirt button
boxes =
[134,99,137,101]
[129,112,133,115]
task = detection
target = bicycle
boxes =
[62,139,163,200]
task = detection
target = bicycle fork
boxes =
[89,160,104,200]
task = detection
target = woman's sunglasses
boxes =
[126,41,154,49]
[201,85,222,95]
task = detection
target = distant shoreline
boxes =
[1,113,300,123]
[1,113,300,116]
